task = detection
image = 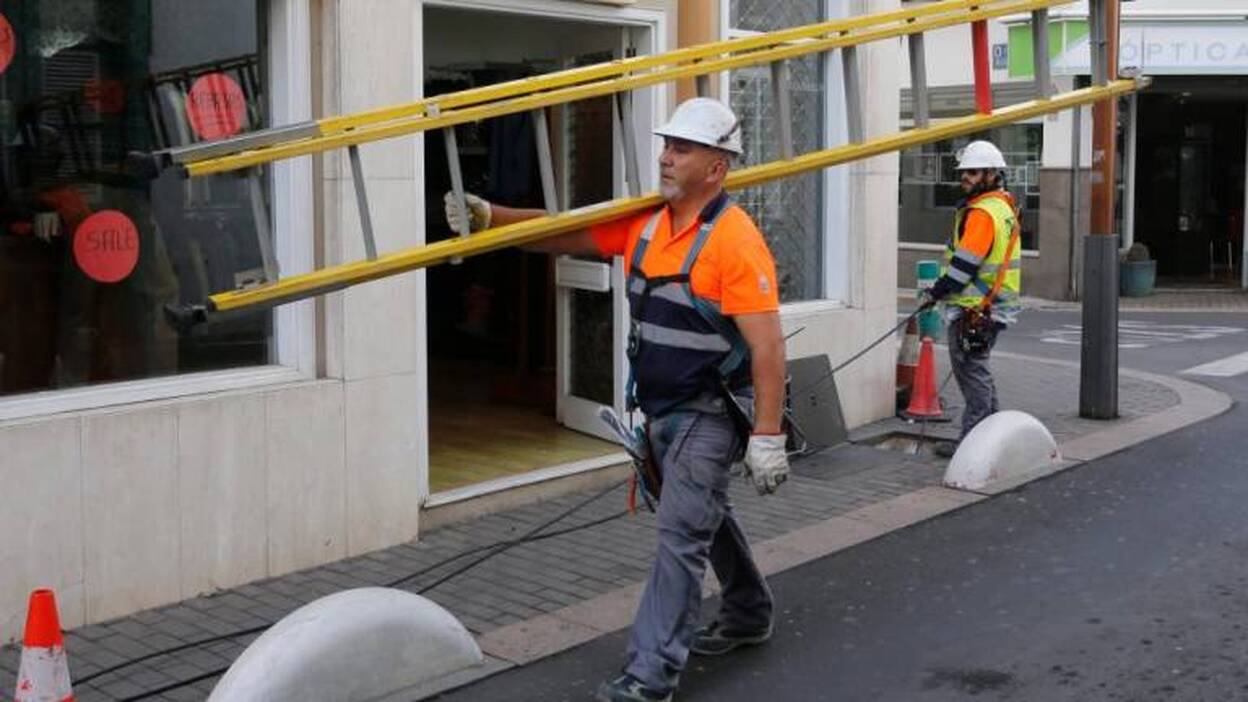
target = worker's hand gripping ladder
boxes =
[131,0,1146,326]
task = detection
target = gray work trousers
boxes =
[946,317,1002,439]
[624,409,773,694]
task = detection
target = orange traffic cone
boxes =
[903,336,944,420]
[14,589,74,702]
[895,317,920,392]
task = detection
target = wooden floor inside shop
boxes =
[428,358,619,493]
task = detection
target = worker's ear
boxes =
[705,154,729,182]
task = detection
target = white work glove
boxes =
[744,434,789,495]
[443,191,492,233]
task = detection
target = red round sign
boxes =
[186,73,247,140]
[0,13,15,75]
[74,211,140,284]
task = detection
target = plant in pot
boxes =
[1119,242,1156,297]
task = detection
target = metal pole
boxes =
[1068,105,1081,301]
[1080,0,1119,420]
[1122,91,1138,253]
[1242,116,1248,289]
[1031,9,1052,99]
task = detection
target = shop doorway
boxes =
[422,6,653,494]
[1133,79,1248,286]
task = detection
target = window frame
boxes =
[719,0,850,309]
[0,0,314,422]
[895,116,1044,255]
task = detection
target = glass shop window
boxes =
[0,0,272,398]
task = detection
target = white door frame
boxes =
[417,0,667,499]
[555,22,661,441]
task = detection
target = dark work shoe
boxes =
[933,441,958,459]
[689,620,773,656]
[595,674,672,702]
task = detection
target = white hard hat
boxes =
[653,98,742,155]
[956,140,1008,170]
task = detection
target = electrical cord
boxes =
[94,307,935,699]
[85,482,631,697]
[792,303,931,400]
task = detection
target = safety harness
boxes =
[623,196,751,417]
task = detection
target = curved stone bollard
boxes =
[207,587,482,702]
[943,410,1061,492]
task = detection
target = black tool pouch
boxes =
[957,308,996,356]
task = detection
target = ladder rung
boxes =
[770,61,794,160]
[908,33,930,128]
[842,47,864,144]
[614,92,643,198]
[347,145,378,261]
[532,108,559,213]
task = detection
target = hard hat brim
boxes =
[653,127,743,155]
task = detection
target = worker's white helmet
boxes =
[956,140,1008,170]
[653,98,743,155]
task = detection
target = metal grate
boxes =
[730,0,824,34]
[729,0,826,301]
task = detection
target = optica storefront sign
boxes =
[1010,20,1248,77]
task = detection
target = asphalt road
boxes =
[436,310,1248,702]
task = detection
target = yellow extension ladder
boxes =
[143,0,1147,325]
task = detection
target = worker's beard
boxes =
[659,181,685,201]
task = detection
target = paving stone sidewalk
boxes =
[0,355,1183,701]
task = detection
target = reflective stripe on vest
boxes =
[625,202,750,416]
[942,194,1022,311]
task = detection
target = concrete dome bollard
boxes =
[207,587,482,702]
[943,410,1061,492]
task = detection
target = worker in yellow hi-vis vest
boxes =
[922,140,1022,458]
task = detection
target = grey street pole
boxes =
[1080,0,1120,419]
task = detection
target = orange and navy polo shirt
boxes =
[589,194,780,315]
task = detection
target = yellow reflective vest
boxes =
[942,192,1021,314]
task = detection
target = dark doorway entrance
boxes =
[1133,78,1247,286]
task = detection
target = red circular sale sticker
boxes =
[0,13,15,75]
[74,211,140,284]
[186,73,247,140]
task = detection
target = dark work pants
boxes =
[624,409,773,694]
[947,317,1002,439]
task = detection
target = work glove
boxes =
[443,191,492,233]
[744,434,789,495]
[925,274,961,304]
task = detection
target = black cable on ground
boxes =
[77,482,631,695]
[794,305,930,400]
[84,306,925,699]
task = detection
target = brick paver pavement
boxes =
[0,354,1184,700]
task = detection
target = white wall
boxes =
[898,13,1014,89]
[782,0,900,429]
[0,0,426,644]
